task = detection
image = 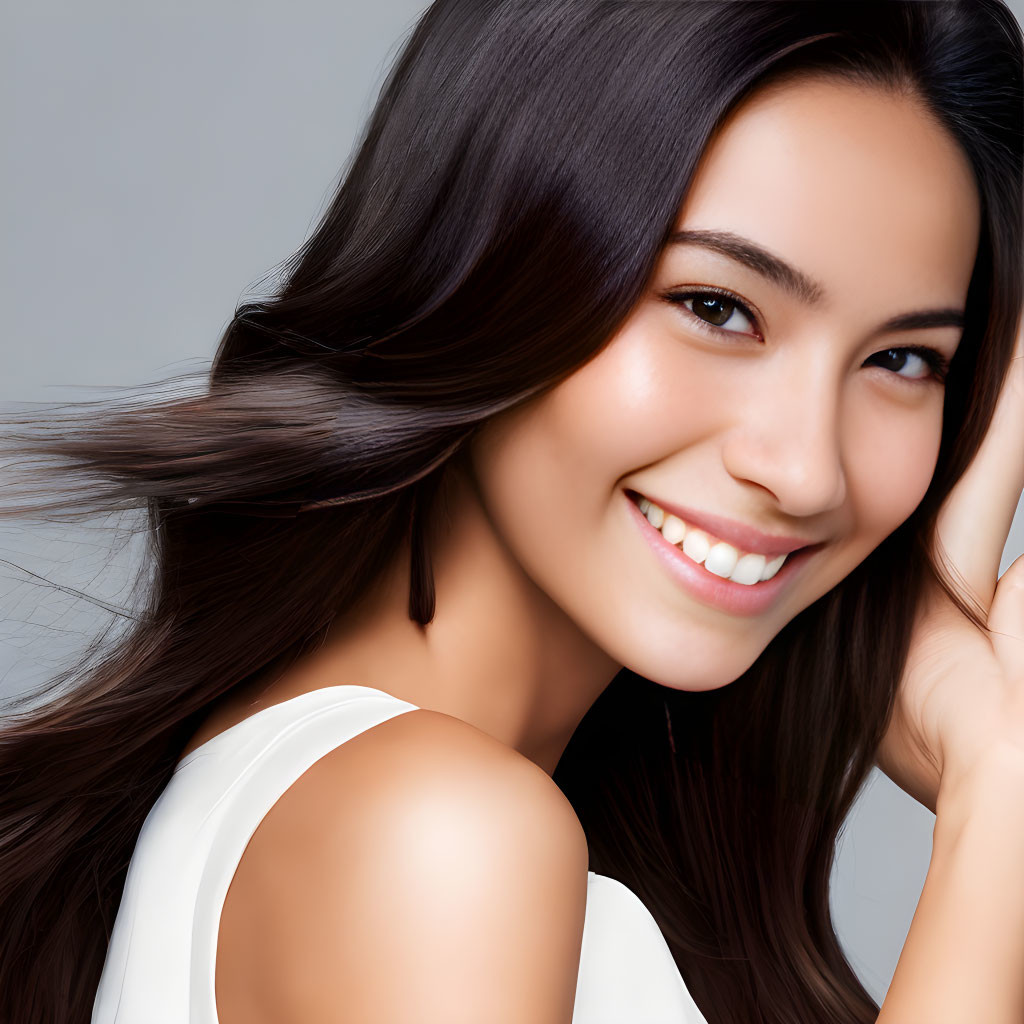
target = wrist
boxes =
[934,742,1024,842]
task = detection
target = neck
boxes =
[313,467,621,775]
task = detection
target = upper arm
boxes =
[216,709,590,1024]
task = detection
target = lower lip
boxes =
[625,491,819,616]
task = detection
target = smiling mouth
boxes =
[625,489,814,586]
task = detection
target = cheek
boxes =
[474,321,689,509]
[538,317,721,473]
[465,323,693,599]
[846,399,943,545]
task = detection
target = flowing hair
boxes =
[0,2,1021,1022]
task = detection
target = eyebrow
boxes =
[666,228,965,332]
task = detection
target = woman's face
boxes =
[468,75,981,692]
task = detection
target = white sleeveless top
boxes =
[91,684,709,1024]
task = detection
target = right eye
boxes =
[663,288,761,339]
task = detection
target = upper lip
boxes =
[629,489,821,557]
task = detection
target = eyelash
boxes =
[662,286,952,385]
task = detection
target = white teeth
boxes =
[731,552,767,585]
[635,494,793,586]
[661,514,686,545]
[681,528,711,564]
[704,542,739,579]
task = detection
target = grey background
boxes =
[2,0,1023,1007]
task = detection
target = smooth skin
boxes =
[213,710,589,1024]
[179,74,1024,1022]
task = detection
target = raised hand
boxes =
[876,306,1024,813]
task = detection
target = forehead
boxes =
[673,76,981,306]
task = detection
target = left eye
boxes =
[865,347,949,383]
[670,290,757,336]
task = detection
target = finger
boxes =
[988,550,1024,674]
[934,308,1024,611]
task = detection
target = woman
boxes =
[0,1,1022,1021]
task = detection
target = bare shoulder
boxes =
[216,708,590,1024]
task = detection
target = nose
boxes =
[720,357,848,518]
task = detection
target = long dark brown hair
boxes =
[1,2,1021,1022]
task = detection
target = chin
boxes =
[618,632,764,694]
